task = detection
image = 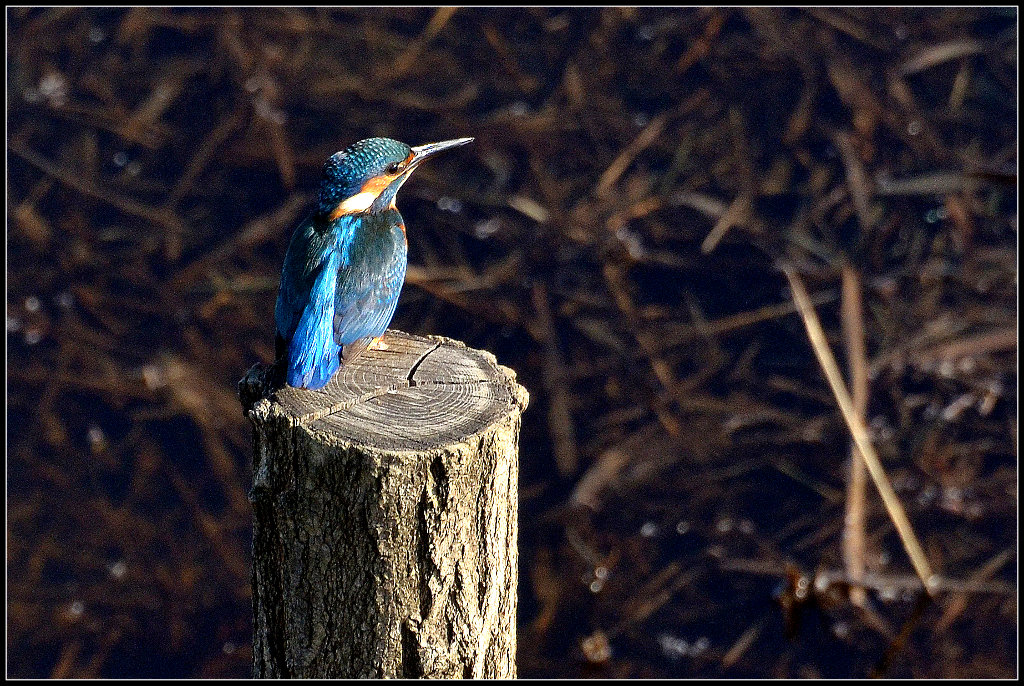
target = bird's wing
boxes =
[331,209,407,350]
[275,214,355,343]
[332,256,406,347]
[275,216,365,388]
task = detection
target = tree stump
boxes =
[239,330,528,679]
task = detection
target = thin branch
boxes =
[782,264,936,595]
[841,264,869,607]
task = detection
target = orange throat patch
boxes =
[328,175,396,220]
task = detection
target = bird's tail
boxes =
[287,255,341,390]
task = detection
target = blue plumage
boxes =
[331,211,408,345]
[286,246,342,389]
[274,136,473,390]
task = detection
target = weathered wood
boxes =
[240,329,528,679]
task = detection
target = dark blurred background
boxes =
[6,7,1017,678]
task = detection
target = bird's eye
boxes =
[386,162,402,175]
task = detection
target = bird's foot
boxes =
[368,336,389,351]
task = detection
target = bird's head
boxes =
[315,136,473,221]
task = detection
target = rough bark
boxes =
[240,330,528,678]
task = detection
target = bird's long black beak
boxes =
[409,137,474,167]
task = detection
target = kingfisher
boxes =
[274,136,473,390]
